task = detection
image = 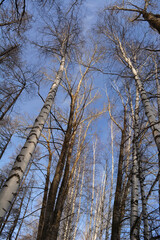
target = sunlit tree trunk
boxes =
[7,186,27,240]
[72,155,86,240]
[99,164,107,240]
[37,128,53,240]
[62,168,77,240]
[118,40,160,154]
[105,120,114,240]
[44,128,77,240]
[40,96,75,240]
[138,158,149,240]
[88,138,96,240]
[0,56,65,223]
[130,89,140,240]
[0,160,32,234]
[14,187,32,240]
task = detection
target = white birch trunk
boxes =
[131,89,139,240]
[105,120,114,240]
[138,160,149,240]
[99,166,107,240]
[118,41,160,153]
[93,188,100,240]
[88,138,96,239]
[155,59,160,214]
[64,126,82,240]
[0,56,65,222]
[72,155,86,240]
[63,168,77,240]
[93,172,106,240]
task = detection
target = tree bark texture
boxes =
[0,56,65,222]
[111,106,127,240]
[40,98,75,240]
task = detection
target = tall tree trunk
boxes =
[0,161,32,235]
[7,186,27,240]
[118,40,160,154]
[111,106,127,240]
[44,129,76,240]
[40,97,75,240]
[105,120,114,240]
[37,136,53,240]
[0,56,65,223]
[99,164,107,240]
[88,138,96,240]
[0,132,13,159]
[72,156,86,240]
[0,85,25,121]
[14,187,32,240]
[130,89,140,240]
[138,158,149,240]
[155,59,160,215]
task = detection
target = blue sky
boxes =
[0,0,112,168]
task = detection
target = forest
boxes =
[0,0,160,239]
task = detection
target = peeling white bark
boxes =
[0,56,65,222]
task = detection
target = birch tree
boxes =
[97,8,160,238]
[109,0,160,34]
[0,1,82,223]
[39,47,105,240]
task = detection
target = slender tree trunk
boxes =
[14,188,32,240]
[0,56,65,223]
[105,120,114,240]
[40,97,75,240]
[7,187,27,240]
[63,127,82,240]
[93,188,100,240]
[130,89,140,240]
[63,168,77,240]
[99,164,107,240]
[138,159,149,240]
[0,133,13,159]
[0,85,25,121]
[118,41,160,153]
[45,130,76,240]
[111,106,127,240]
[0,161,32,234]
[88,138,96,240]
[65,161,81,240]
[155,61,160,215]
[72,156,86,240]
[37,138,52,240]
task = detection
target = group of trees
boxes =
[0,0,160,239]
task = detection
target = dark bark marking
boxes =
[29,132,38,139]
[12,167,24,173]
[12,192,17,196]
[16,156,22,162]
[6,173,21,183]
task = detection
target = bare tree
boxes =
[0,1,82,223]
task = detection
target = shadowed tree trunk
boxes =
[37,127,53,240]
[111,106,127,240]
